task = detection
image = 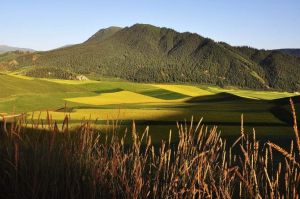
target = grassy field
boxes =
[1,72,300,198]
[0,72,299,139]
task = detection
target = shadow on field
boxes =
[185,92,253,103]
[93,88,123,94]
[270,95,300,125]
[48,92,298,136]
[3,92,299,145]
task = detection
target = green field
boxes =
[0,72,299,139]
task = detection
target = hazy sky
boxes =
[1,0,299,50]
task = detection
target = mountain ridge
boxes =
[0,45,35,54]
[85,26,122,43]
[275,49,300,57]
[1,24,300,92]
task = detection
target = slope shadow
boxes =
[93,88,123,94]
[270,95,300,125]
[272,95,300,105]
[185,92,255,103]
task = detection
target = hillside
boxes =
[0,45,34,54]
[0,51,37,71]
[2,24,300,91]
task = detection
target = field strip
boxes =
[206,87,296,100]
[65,91,180,105]
[151,84,213,97]
[29,108,181,121]
[40,78,99,84]
[0,96,17,102]
[7,73,34,80]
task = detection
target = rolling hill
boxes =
[1,24,300,91]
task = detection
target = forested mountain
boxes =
[2,24,300,91]
[85,26,122,43]
[276,49,300,57]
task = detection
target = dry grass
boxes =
[0,100,299,198]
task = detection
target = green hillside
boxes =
[1,24,300,91]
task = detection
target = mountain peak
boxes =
[131,23,159,29]
[128,23,172,34]
[85,26,122,43]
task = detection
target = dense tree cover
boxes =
[236,46,300,91]
[2,24,300,91]
[0,51,34,71]
[23,66,78,80]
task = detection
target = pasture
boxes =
[0,72,299,140]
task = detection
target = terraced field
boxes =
[0,72,299,140]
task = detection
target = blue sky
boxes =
[1,0,299,50]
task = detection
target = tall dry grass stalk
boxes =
[0,103,299,198]
[290,98,300,156]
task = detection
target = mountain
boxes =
[2,24,300,92]
[53,44,75,50]
[85,26,122,43]
[275,49,300,57]
[0,45,34,54]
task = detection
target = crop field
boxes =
[65,91,172,105]
[0,73,299,140]
[151,84,214,97]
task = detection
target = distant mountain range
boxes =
[0,45,34,54]
[1,24,300,92]
[275,49,300,57]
